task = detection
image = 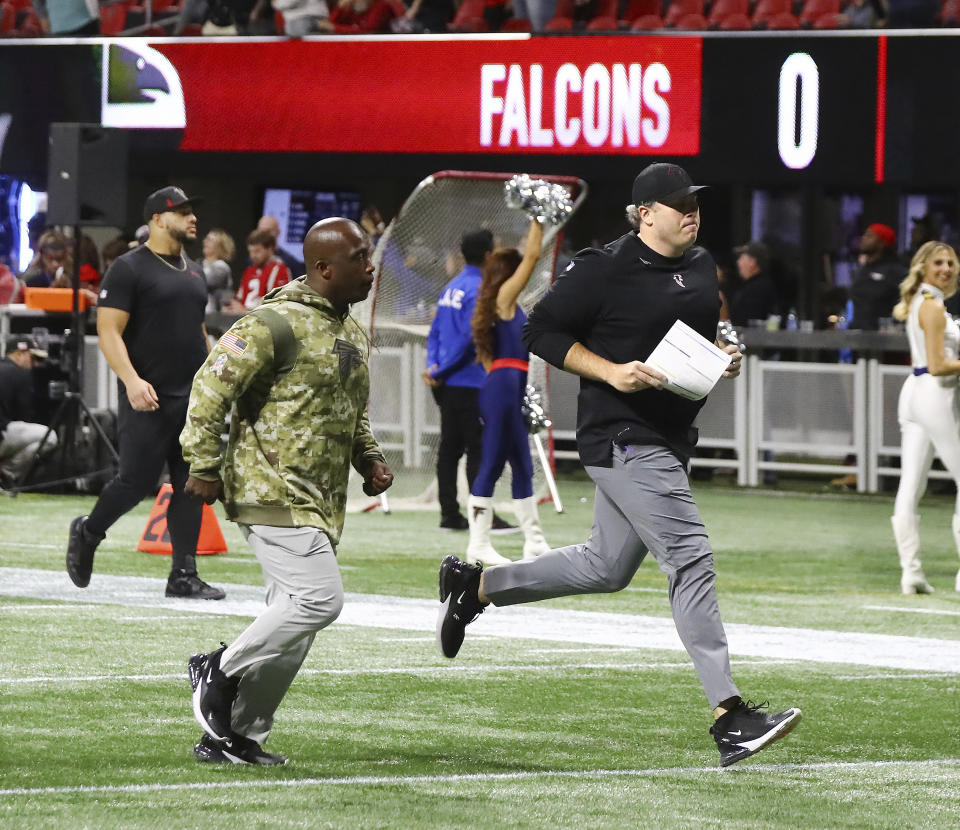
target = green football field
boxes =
[1,479,958,829]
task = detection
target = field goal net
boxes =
[347,170,587,513]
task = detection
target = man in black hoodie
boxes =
[435,163,802,768]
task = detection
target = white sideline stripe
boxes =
[863,604,960,617]
[1,567,959,674]
[1,758,958,798]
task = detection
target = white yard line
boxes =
[1,567,959,673]
[863,604,960,617]
[1,758,958,798]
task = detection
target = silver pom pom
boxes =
[504,175,574,226]
[521,385,552,435]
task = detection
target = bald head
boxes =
[304,217,375,312]
[257,215,281,238]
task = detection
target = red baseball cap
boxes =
[867,223,896,248]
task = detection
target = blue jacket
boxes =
[426,265,486,388]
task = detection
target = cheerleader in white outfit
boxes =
[891,241,960,594]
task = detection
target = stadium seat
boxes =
[706,0,749,26]
[450,15,489,31]
[664,0,704,27]
[150,0,179,9]
[812,10,846,27]
[553,0,576,17]
[672,10,708,27]
[448,0,486,28]
[99,3,128,35]
[630,12,664,28]
[543,15,574,29]
[499,16,533,31]
[273,9,285,33]
[797,0,839,26]
[585,14,618,28]
[0,2,15,34]
[619,0,661,24]
[763,9,800,27]
[717,10,752,27]
[751,0,791,27]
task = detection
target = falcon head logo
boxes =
[102,43,185,129]
[673,274,685,288]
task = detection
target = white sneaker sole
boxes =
[738,707,803,754]
[435,593,452,656]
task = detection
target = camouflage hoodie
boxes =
[180,277,384,542]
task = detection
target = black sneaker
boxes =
[66,515,103,588]
[710,700,802,767]
[490,513,519,535]
[439,513,469,531]
[166,569,226,600]
[193,733,288,766]
[189,643,239,742]
[436,555,486,659]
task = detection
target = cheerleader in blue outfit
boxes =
[466,218,549,564]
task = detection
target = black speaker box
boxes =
[46,123,128,227]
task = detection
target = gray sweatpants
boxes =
[482,444,740,708]
[220,525,344,744]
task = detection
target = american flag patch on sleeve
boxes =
[219,332,248,356]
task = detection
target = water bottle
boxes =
[786,308,798,331]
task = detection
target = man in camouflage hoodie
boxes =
[181,218,393,765]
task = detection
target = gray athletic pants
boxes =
[482,444,740,708]
[220,525,344,744]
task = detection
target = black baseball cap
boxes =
[143,186,202,223]
[6,335,47,359]
[631,163,707,205]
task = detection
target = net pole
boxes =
[533,432,563,513]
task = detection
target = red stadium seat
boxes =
[99,3,128,35]
[585,14,618,28]
[274,9,285,33]
[0,2,15,34]
[717,10,752,27]
[664,0,704,27]
[553,0,576,17]
[630,12,664,28]
[543,15,574,29]
[797,0,839,26]
[14,7,41,34]
[673,10,708,27]
[751,0,791,27]
[150,0,179,10]
[763,9,800,27]
[812,10,846,27]
[499,16,533,31]
[620,0,661,23]
[707,0,749,26]
[448,0,486,28]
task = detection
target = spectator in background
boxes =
[39,0,100,35]
[101,237,131,276]
[360,205,386,247]
[842,0,887,26]
[512,0,556,30]
[850,223,906,331]
[22,232,67,288]
[256,215,304,275]
[0,336,56,486]
[888,0,939,28]
[728,241,778,328]
[274,0,331,35]
[318,0,397,32]
[223,230,291,314]
[903,214,939,267]
[394,0,453,31]
[201,229,236,313]
[76,234,101,294]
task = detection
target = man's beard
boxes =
[169,226,190,244]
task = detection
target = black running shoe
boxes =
[66,515,103,588]
[166,569,226,600]
[189,643,239,742]
[439,514,469,531]
[710,700,802,767]
[193,733,288,766]
[436,555,486,659]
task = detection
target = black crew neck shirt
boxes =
[98,245,209,397]
[523,231,721,467]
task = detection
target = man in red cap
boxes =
[850,223,907,331]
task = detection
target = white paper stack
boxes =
[644,319,733,401]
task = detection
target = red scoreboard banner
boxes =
[155,37,702,156]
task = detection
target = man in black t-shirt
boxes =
[435,163,802,768]
[65,186,225,600]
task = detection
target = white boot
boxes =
[513,496,550,559]
[891,513,934,594]
[466,495,510,566]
